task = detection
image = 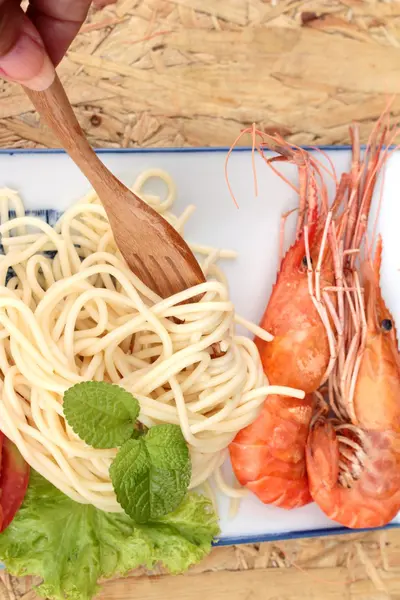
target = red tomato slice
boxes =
[0,435,30,532]
[0,430,3,469]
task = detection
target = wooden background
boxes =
[2,0,400,149]
[2,0,400,599]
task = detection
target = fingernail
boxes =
[0,31,55,91]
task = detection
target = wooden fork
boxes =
[24,75,205,299]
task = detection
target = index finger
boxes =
[0,0,23,57]
[27,0,91,65]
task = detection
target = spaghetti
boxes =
[0,170,303,512]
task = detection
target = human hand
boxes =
[0,1,91,90]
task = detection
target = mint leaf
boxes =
[0,471,219,600]
[63,382,139,449]
[110,424,191,523]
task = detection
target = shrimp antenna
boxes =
[225,126,265,207]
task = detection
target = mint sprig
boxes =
[63,382,139,449]
[110,424,191,523]
[63,383,192,523]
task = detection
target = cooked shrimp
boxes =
[229,112,396,513]
[229,139,340,509]
[307,240,400,528]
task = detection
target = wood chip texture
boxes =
[1,1,400,599]
[2,0,400,148]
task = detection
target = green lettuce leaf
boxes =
[0,472,219,600]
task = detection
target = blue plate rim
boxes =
[0,144,357,156]
[0,143,398,546]
[215,521,400,546]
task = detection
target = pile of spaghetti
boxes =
[0,169,301,512]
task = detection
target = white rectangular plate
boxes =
[1,146,399,545]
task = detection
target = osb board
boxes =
[2,0,400,599]
[1,0,400,148]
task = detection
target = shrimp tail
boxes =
[247,472,311,509]
[229,395,313,510]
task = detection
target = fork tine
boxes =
[131,253,163,297]
[149,254,176,298]
[160,256,205,303]
[165,256,188,290]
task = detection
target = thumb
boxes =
[0,0,55,91]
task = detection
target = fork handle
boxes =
[24,75,135,210]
